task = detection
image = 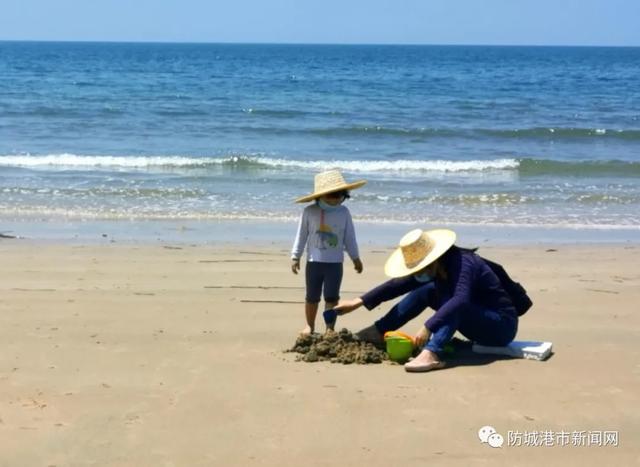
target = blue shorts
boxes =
[305,262,343,303]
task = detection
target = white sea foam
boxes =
[0,153,520,173]
[0,154,205,168]
[250,156,519,172]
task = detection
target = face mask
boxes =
[414,272,434,283]
[318,199,342,211]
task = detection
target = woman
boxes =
[334,228,519,372]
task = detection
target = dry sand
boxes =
[0,240,639,466]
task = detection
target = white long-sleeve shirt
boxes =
[291,203,360,263]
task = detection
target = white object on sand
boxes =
[472,341,553,361]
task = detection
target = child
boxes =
[291,169,366,334]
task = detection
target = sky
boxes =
[1,0,639,46]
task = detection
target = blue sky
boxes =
[1,0,639,46]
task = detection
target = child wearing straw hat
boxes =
[291,169,366,335]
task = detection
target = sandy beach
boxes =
[1,239,639,466]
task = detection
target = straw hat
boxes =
[384,228,457,278]
[295,169,367,203]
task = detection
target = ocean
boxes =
[1,41,639,243]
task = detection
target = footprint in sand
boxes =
[124,413,142,425]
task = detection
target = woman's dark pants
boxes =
[374,283,518,355]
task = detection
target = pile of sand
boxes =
[289,329,388,364]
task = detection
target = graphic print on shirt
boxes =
[315,210,339,250]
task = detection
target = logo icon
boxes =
[478,426,503,448]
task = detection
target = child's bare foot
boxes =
[300,325,314,335]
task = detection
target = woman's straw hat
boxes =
[384,228,457,278]
[295,169,367,203]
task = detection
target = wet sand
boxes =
[0,240,639,466]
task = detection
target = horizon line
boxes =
[1,39,639,48]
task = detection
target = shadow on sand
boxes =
[438,338,555,369]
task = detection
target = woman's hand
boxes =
[333,297,364,315]
[291,258,300,274]
[352,258,363,274]
[414,325,432,349]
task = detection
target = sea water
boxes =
[1,42,639,243]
